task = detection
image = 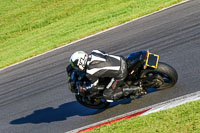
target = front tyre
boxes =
[75,95,110,109]
[140,62,178,89]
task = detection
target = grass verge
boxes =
[87,100,200,133]
[0,0,184,69]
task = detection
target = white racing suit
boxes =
[85,50,128,101]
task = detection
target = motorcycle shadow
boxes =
[10,101,104,125]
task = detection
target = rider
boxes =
[67,50,139,102]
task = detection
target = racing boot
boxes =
[123,86,143,100]
[113,87,124,100]
[103,87,123,102]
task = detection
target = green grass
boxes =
[87,100,200,133]
[0,0,184,69]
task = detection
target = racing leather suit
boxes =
[86,50,128,101]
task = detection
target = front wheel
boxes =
[140,62,178,89]
[75,95,110,109]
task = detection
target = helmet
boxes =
[69,51,88,71]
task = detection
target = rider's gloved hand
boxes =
[79,84,92,92]
[79,85,87,92]
[77,85,86,96]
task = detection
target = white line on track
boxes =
[67,90,200,133]
[0,0,191,72]
[141,91,200,116]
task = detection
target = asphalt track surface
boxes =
[0,0,200,133]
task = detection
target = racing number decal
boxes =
[146,53,159,68]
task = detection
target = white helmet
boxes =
[69,51,88,71]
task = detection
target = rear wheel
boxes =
[75,95,110,109]
[140,62,178,89]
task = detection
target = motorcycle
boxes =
[67,50,178,109]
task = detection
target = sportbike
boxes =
[67,50,178,109]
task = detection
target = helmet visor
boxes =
[70,59,79,70]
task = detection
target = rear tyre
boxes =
[140,62,178,89]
